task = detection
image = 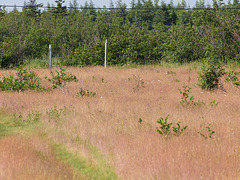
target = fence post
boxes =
[105,39,108,68]
[49,44,52,70]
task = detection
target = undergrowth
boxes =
[156,115,188,139]
[0,66,45,92]
[77,88,96,97]
[0,66,78,92]
[45,67,78,89]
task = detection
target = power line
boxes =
[1,5,240,11]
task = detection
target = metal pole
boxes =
[105,39,108,68]
[49,44,52,70]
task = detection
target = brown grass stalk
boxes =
[1,66,240,179]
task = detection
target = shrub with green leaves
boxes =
[225,70,240,87]
[13,110,41,125]
[46,67,78,89]
[199,123,215,140]
[156,115,188,139]
[77,88,96,97]
[198,58,225,90]
[26,110,41,123]
[46,106,71,126]
[46,106,71,120]
[179,86,195,106]
[0,66,44,92]
[179,85,204,107]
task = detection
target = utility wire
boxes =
[1,5,240,11]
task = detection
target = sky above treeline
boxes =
[0,0,231,9]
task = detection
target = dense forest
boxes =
[1,0,240,67]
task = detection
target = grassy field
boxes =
[0,65,240,179]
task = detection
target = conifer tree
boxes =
[23,0,43,18]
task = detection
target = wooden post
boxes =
[49,44,52,69]
[105,39,108,68]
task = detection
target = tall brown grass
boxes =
[1,66,240,179]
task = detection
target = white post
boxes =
[105,39,108,68]
[49,44,52,70]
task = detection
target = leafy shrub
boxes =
[26,110,41,123]
[77,88,96,97]
[167,70,176,75]
[198,58,225,90]
[156,115,188,139]
[0,54,14,68]
[172,122,188,136]
[179,86,195,106]
[46,106,71,126]
[179,85,205,107]
[45,67,78,89]
[46,106,71,120]
[13,110,40,125]
[210,99,218,107]
[0,66,44,92]
[199,123,215,140]
[225,70,240,86]
[138,118,143,124]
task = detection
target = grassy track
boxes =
[0,111,118,179]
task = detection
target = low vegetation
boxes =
[0,66,44,92]
[0,65,240,179]
[45,67,78,89]
[156,115,188,138]
[0,66,78,92]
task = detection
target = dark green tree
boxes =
[23,0,43,18]
[69,0,79,12]
[52,0,67,16]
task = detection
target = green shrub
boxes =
[210,99,218,107]
[179,85,205,107]
[199,123,215,140]
[225,70,240,86]
[46,106,71,120]
[13,110,40,125]
[167,70,176,75]
[156,115,188,139]
[0,66,44,92]
[26,110,41,123]
[198,58,225,90]
[46,106,71,126]
[179,85,195,106]
[45,67,78,89]
[77,88,96,97]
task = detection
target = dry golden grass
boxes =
[1,65,240,179]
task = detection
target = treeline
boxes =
[1,0,240,68]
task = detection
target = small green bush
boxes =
[0,66,44,92]
[179,86,195,106]
[199,123,215,140]
[225,70,240,86]
[26,110,41,123]
[77,88,96,97]
[46,106,71,126]
[45,67,78,89]
[13,110,41,125]
[156,115,188,139]
[198,58,225,90]
[46,106,71,120]
[179,85,205,107]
